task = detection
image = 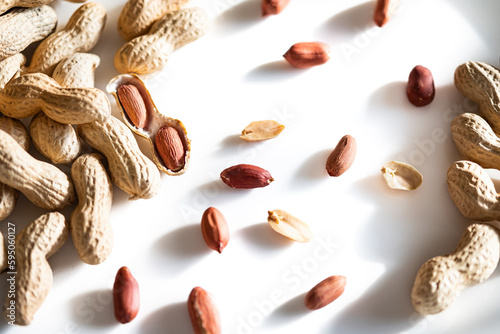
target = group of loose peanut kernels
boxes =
[0,0,365,329]
[1,0,497,331]
[0,0,213,327]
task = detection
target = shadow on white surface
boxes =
[291,149,332,187]
[213,134,272,160]
[368,81,408,111]
[320,267,416,334]
[447,2,500,60]
[368,79,462,121]
[349,173,465,261]
[245,60,305,82]
[110,183,136,208]
[70,289,117,329]
[220,134,242,148]
[322,164,468,333]
[193,180,253,203]
[315,1,376,45]
[211,135,240,161]
[262,292,308,329]
[150,224,211,275]
[237,222,294,251]
[364,82,465,167]
[50,237,82,276]
[318,174,424,333]
[140,302,191,334]
[213,0,262,36]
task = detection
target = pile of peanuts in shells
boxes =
[0,0,499,332]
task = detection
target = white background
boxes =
[2,0,500,333]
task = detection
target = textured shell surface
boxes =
[0,73,111,124]
[29,112,81,164]
[411,223,500,315]
[0,6,57,61]
[451,112,500,170]
[117,0,189,41]
[70,153,113,265]
[52,53,101,89]
[0,53,25,89]
[0,0,54,15]
[447,160,500,221]
[3,212,68,325]
[0,117,28,221]
[114,7,209,75]
[454,62,500,133]
[78,116,161,200]
[26,2,107,75]
[0,129,75,210]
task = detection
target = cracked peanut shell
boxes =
[107,73,191,175]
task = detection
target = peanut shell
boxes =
[0,116,29,151]
[114,7,209,76]
[29,112,81,164]
[412,223,500,314]
[107,73,191,175]
[0,72,111,124]
[0,117,28,221]
[52,53,100,89]
[3,212,68,325]
[454,62,500,133]
[26,2,107,75]
[78,116,161,200]
[0,53,25,90]
[0,0,55,15]
[71,153,113,265]
[0,6,57,61]
[447,160,500,221]
[451,112,500,169]
[0,129,75,211]
[117,0,189,41]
